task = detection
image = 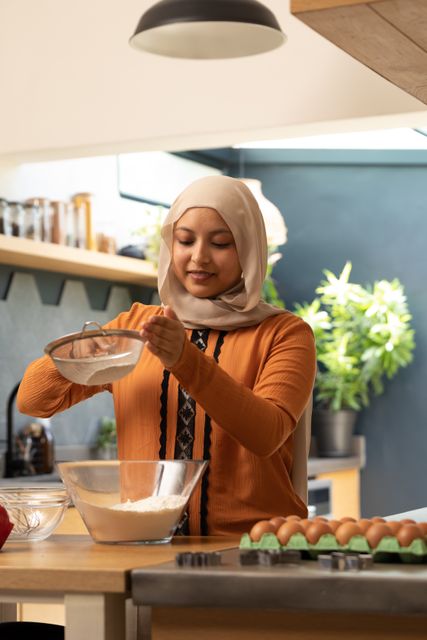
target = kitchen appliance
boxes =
[307,478,332,518]
[5,381,55,478]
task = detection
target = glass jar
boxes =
[0,199,10,235]
[51,200,66,244]
[26,198,52,242]
[8,202,24,237]
[71,201,86,249]
[72,193,94,250]
[23,202,41,241]
[64,201,86,248]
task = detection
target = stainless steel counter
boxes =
[131,547,427,615]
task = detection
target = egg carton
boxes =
[239,532,427,563]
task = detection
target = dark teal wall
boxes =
[231,152,427,517]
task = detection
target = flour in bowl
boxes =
[76,494,188,543]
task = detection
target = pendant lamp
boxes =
[129,0,286,59]
[241,178,287,248]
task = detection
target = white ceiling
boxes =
[0,0,426,161]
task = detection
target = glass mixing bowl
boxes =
[45,321,145,385]
[57,460,208,544]
[0,487,70,542]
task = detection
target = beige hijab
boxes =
[158,175,284,330]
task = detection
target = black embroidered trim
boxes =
[174,329,209,461]
[159,369,170,460]
[200,330,227,535]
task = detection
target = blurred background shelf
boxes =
[0,235,158,287]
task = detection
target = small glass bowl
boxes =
[58,460,208,544]
[0,487,70,542]
[45,321,145,386]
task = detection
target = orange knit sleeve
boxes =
[16,354,109,418]
[169,316,316,457]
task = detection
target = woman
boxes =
[17,175,316,535]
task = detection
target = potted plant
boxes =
[96,417,117,460]
[294,262,415,456]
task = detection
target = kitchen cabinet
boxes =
[291,0,427,105]
[0,235,157,287]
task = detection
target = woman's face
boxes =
[172,207,242,298]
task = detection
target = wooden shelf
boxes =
[0,235,158,287]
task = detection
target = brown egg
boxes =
[269,516,287,531]
[298,518,312,531]
[305,521,332,544]
[249,520,277,542]
[277,521,305,545]
[313,516,328,522]
[286,514,302,522]
[366,523,393,549]
[335,522,363,546]
[417,522,427,536]
[358,518,374,533]
[370,516,386,523]
[327,520,341,533]
[386,521,402,535]
[397,524,424,548]
[400,518,416,524]
[340,516,357,523]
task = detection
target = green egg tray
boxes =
[239,532,427,563]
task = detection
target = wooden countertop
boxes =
[0,508,238,595]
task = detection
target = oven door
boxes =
[307,478,332,518]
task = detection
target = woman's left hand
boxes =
[141,306,186,368]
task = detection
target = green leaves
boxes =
[96,417,117,449]
[294,262,415,411]
[262,258,285,308]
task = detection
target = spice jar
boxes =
[26,198,53,242]
[23,202,41,241]
[0,199,10,235]
[8,202,24,237]
[68,200,86,249]
[51,200,66,244]
[40,198,53,242]
[72,193,95,250]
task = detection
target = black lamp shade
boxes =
[129,0,286,59]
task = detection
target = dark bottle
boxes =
[17,421,55,475]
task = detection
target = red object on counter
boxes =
[0,504,13,549]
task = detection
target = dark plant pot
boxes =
[313,409,358,458]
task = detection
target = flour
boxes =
[56,352,136,385]
[85,363,135,385]
[76,494,188,543]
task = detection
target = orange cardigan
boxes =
[17,304,316,535]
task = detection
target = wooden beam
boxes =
[291,0,383,13]
[371,0,427,52]
[293,2,427,105]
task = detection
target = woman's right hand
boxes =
[140,306,186,369]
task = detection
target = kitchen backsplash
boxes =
[0,269,156,451]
